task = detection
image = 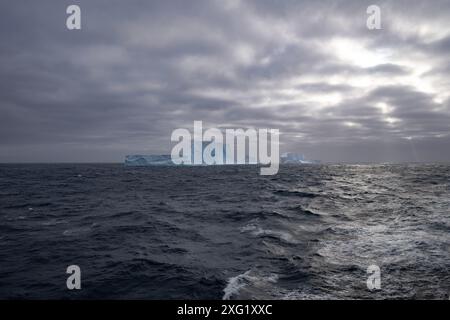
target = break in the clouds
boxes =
[0,0,449,162]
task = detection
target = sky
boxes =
[1,0,450,163]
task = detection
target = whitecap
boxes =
[222,270,278,300]
[62,226,91,236]
[223,270,252,300]
[240,224,298,244]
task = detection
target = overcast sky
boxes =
[1,0,450,162]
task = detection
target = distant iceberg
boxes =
[280,153,320,164]
[125,152,319,166]
[125,155,174,166]
[126,142,228,166]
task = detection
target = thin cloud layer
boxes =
[0,0,449,162]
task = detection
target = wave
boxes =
[62,223,98,236]
[274,189,318,198]
[223,270,278,300]
[1,163,449,299]
[240,224,298,244]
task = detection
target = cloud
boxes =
[0,0,449,162]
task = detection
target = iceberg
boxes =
[124,155,174,166]
[125,142,228,166]
[125,151,320,166]
[125,152,320,166]
[280,153,320,164]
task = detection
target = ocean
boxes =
[0,164,449,299]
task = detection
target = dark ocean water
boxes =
[0,164,449,299]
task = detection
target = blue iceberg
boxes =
[126,142,228,166]
[280,153,320,164]
[124,155,174,166]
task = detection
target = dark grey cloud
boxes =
[0,0,449,162]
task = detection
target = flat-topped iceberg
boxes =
[126,142,227,167]
[125,155,173,166]
[280,153,320,164]
[125,152,319,166]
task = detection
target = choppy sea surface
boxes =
[0,164,449,299]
